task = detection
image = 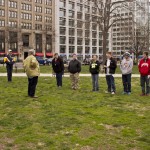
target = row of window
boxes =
[59,1,97,14]
[59,45,103,54]
[59,36,104,46]
[0,0,52,7]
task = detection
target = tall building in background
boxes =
[54,0,109,61]
[0,0,53,59]
[110,0,150,58]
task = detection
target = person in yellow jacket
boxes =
[23,49,40,98]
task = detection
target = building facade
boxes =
[110,0,150,58]
[0,0,53,59]
[54,0,108,61]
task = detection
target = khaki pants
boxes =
[70,73,79,90]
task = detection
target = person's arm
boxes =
[109,59,117,69]
[127,60,133,73]
[77,61,81,73]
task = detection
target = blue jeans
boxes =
[122,73,132,93]
[92,74,99,91]
[140,75,150,94]
[106,75,116,92]
[56,73,63,87]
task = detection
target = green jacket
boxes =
[23,55,40,77]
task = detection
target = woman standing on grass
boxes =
[120,52,133,95]
[52,53,64,88]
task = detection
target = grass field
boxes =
[0,64,140,74]
[0,77,149,150]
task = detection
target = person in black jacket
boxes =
[68,54,81,90]
[89,55,100,91]
[5,49,15,82]
[52,53,64,87]
[104,52,117,94]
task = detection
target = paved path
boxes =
[0,73,140,77]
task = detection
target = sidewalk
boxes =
[0,73,140,77]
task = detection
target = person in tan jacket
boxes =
[23,49,40,98]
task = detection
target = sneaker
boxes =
[127,92,131,95]
[111,92,115,95]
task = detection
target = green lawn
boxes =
[0,77,149,149]
[0,64,140,74]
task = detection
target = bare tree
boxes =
[92,0,145,62]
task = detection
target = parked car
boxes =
[45,58,53,65]
[0,57,4,64]
[36,56,46,65]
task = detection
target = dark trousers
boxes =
[92,74,99,91]
[56,73,63,87]
[122,73,132,93]
[28,76,38,97]
[140,75,150,94]
[6,65,13,82]
[106,75,116,92]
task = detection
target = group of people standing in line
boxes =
[4,49,150,98]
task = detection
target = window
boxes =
[85,39,90,45]
[60,45,66,53]
[92,47,97,54]
[21,13,32,20]
[92,39,97,46]
[9,32,18,52]
[60,36,66,44]
[0,20,5,27]
[36,34,42,53]
[77,38,82,45]
[69,10,74,18]
[69,46,75,53]
[22,34,29,47]
[35,15,42,21]
[45,16,52,23]
[35,24,42,30]
[59,17,66,26]
[59,9,66,17]
[68,1,74,9]
[77,29,82,37]
[35,6,42,13]
[77,4,83,12]
[69,19,74,27]
[77,12,82,19]
[60,27,66,35]
[21,3,31,11]
[0,31,5,52]
[21,23,32,29]
[77,46,82,53]
[0,9,5,16]
[59,0,66,8]
[35,0,42,4]
[0,0,4,6]
[69,28,75,36]
[45,25,52,31]
[69,37,75,44]
[9,1,17,8]
[77,21,83,28]
[45,8,52,14]
[9,21,17,28]
[45,0,52,5]
[9,11,17,18]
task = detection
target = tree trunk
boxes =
[102,30,108,64]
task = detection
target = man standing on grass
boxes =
[138,51,150,96]
[68,54,81,90]
[23,49,40,98]
[4,49,15,82]
[104,51,117,95]
[89,55,100,92]
[120,52,133,95]
[52,53,64,88]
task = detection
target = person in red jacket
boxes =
[138,51,150,96]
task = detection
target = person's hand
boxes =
[148,75,150,79]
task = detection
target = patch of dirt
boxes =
[81,146,94,150]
